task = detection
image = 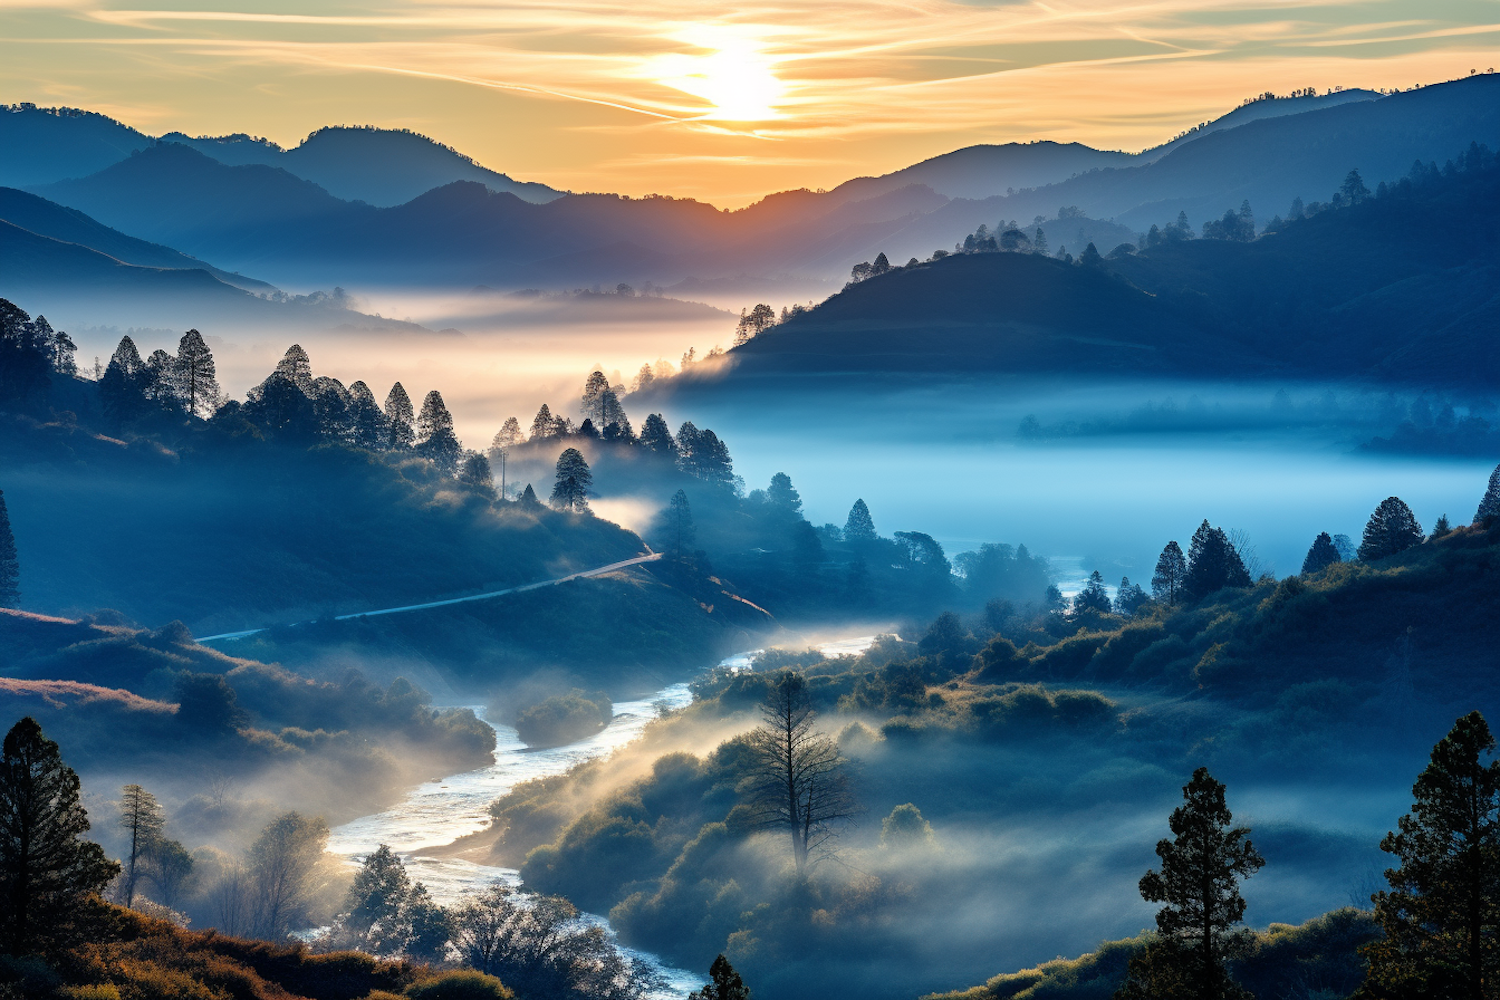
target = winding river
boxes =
[324,635,882,997]
[325,683,701,995]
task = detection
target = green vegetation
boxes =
[513,690,613,747]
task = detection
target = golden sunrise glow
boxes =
[2,0,1497,203]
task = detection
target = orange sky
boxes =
[3,0,1497,206]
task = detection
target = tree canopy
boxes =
[1358,497,1424,561]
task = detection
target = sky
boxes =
[2,0,1498,206]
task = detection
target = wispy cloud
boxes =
[2,0,1494,202]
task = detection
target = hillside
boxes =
[0,104,153,187]
[0,187,272,290]
[718,149,1500,385]
[162,125,564,206]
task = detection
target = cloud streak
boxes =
[2,0,1495,202]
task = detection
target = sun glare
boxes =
[649,31,786,121]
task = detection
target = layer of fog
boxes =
[38,288,1496,590]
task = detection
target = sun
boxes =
[649,31,786,122]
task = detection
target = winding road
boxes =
[193,551,662,643]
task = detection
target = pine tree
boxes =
[416,390,462,474]
[667,489,695,561]
[118,784,164,908]
[639,413,676,455]
[384,383,415,449]
[311,376,354,443]
[0,489,18,608]
[174,329,219,417]
[0,717,120,954]
[767,472,802,513]
[1477,465,1500,524]
[519,484,540,508]
[530,404,557,442]
[690,955,751,1000]
[580,370,611,425]
[1128,768,1263,999]
[1032,227,1048,255]
[348,381,391,450]
[844,499,876,542]
[1115,576,1148,615]
[272,344,314,394]
[46,323,77,377]
[1184,521,1250,600]
[632,364,655,393]
[1365,712,1500,1000]
[459,452,494,495]
[1358,497,1425,561]
[1151,540,1187,603]
[551,448,592,512]
[99,336,147,423]
[1431,514,1452,539]
[1301,532,1342,575]
[1079,242,1104,267]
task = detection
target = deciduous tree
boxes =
[118,784,164,908]
[749,672,857,874]
[248,811,330,939]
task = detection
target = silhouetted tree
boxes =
[144,349,181,410]
[580,370,611,426]
[1301,532,1341,575]
[244,373,319,442]
[173,329,219,416]
[98,335,148,423]
[767,472,802,513]
[118,784,164,908]
[1072,570,1113,614]
[577,418,600,439]
[844,499,877,542]
[1184,521,1251,599]
[551,448,592,512]
[735,304,777,345]
[1365,712,1500,1000]
[1127,768,1264,1000]
[459,452,495,496]
[384,383,415,449]
[1358,497,1424,561]
[1340,168,1370,206]
[667,489,695,562]
[1115,576,1148,615]
[0,489,17,608]
[1079,242,1104,267]
[492,416,524,452]
[690,955,750,1000]
[266,344,313,396]
[749,672,857,874]
[0,300,51,407]
[0,717,120,955]
[520,484,540,509]
[416,390,462,474]
[530,403,559,442]
[148,838,195,909]
[348,381,390,450]
[312,376,354,443]
[48,325,77,378]
[1151,540,1187,604]
[1032,227,1049,254]
[679,424,734,488]
[1477,465,1500,524]
[639,413,676,456]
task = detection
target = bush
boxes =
[514,691,613,747]
[405,971,514,1000]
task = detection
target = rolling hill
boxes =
[716,152,1500,386]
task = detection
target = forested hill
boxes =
[717,146,1500,386]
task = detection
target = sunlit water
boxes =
[325,635,878,997]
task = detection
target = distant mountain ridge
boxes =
[712,149,1500,386]
[6,77,1498,290]
[0,104,561,206]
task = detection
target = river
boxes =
[324,635,883,997]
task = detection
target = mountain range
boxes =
[708,151,1500,387]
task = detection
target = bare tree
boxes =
[749,671,858,874]
[119,784,164,908]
